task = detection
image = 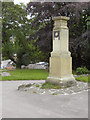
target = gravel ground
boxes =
[18,81,88,95]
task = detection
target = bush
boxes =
[36,84,40,87]
[76,67,88,75]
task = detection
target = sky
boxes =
[14,0,30,5]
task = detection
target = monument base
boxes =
[46,74,77,87]
[46,16,76,88]
[46,52,77,87]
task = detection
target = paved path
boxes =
[0,81,2,119]
[0,80,88,118]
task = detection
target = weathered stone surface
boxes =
[0,72,10,76]
[46,16,76,86]
[18,81,88,95]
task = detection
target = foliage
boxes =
[41,82,61,89]
[87,16,90,30]
[0,1,2,68]
[86,16,90,69]
[2,2,42,68]
[52,93,58,95]
[76,67,88,75]
[27,2,90,68]
[36,84,40,87]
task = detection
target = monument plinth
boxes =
[46,16,76,87]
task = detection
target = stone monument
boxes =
[46,16,76,87]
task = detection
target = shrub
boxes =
[76,67,88,75]
[36,84,40,87]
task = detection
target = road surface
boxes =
[0,80,88,118]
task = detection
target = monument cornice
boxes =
[52,16,70,21]
[53,26,68,30]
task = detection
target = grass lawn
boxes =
[41,82,61,89]
[1,69,89,82]
[1,69,49,81]
[76,76,89,83]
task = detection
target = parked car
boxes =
[1,59,16,70]
[36,62,48,65]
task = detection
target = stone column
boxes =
[46,16,76,87]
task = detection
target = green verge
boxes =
[76,76,90,83]
[41,82,61,89]
[1,69,49,81]
[1,69,90,82]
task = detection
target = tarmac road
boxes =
[0,80,88,118]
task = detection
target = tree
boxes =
[2,2,42,68]
[27,2,90,69]
[69,7,90,69]
[86,16,90,69]
[0,1,2,68]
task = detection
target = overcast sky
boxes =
[14,0,30,5]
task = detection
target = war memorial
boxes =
[46,16,76,87]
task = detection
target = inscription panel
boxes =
[54,31,60,40]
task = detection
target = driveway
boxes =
[0,80,88,118]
